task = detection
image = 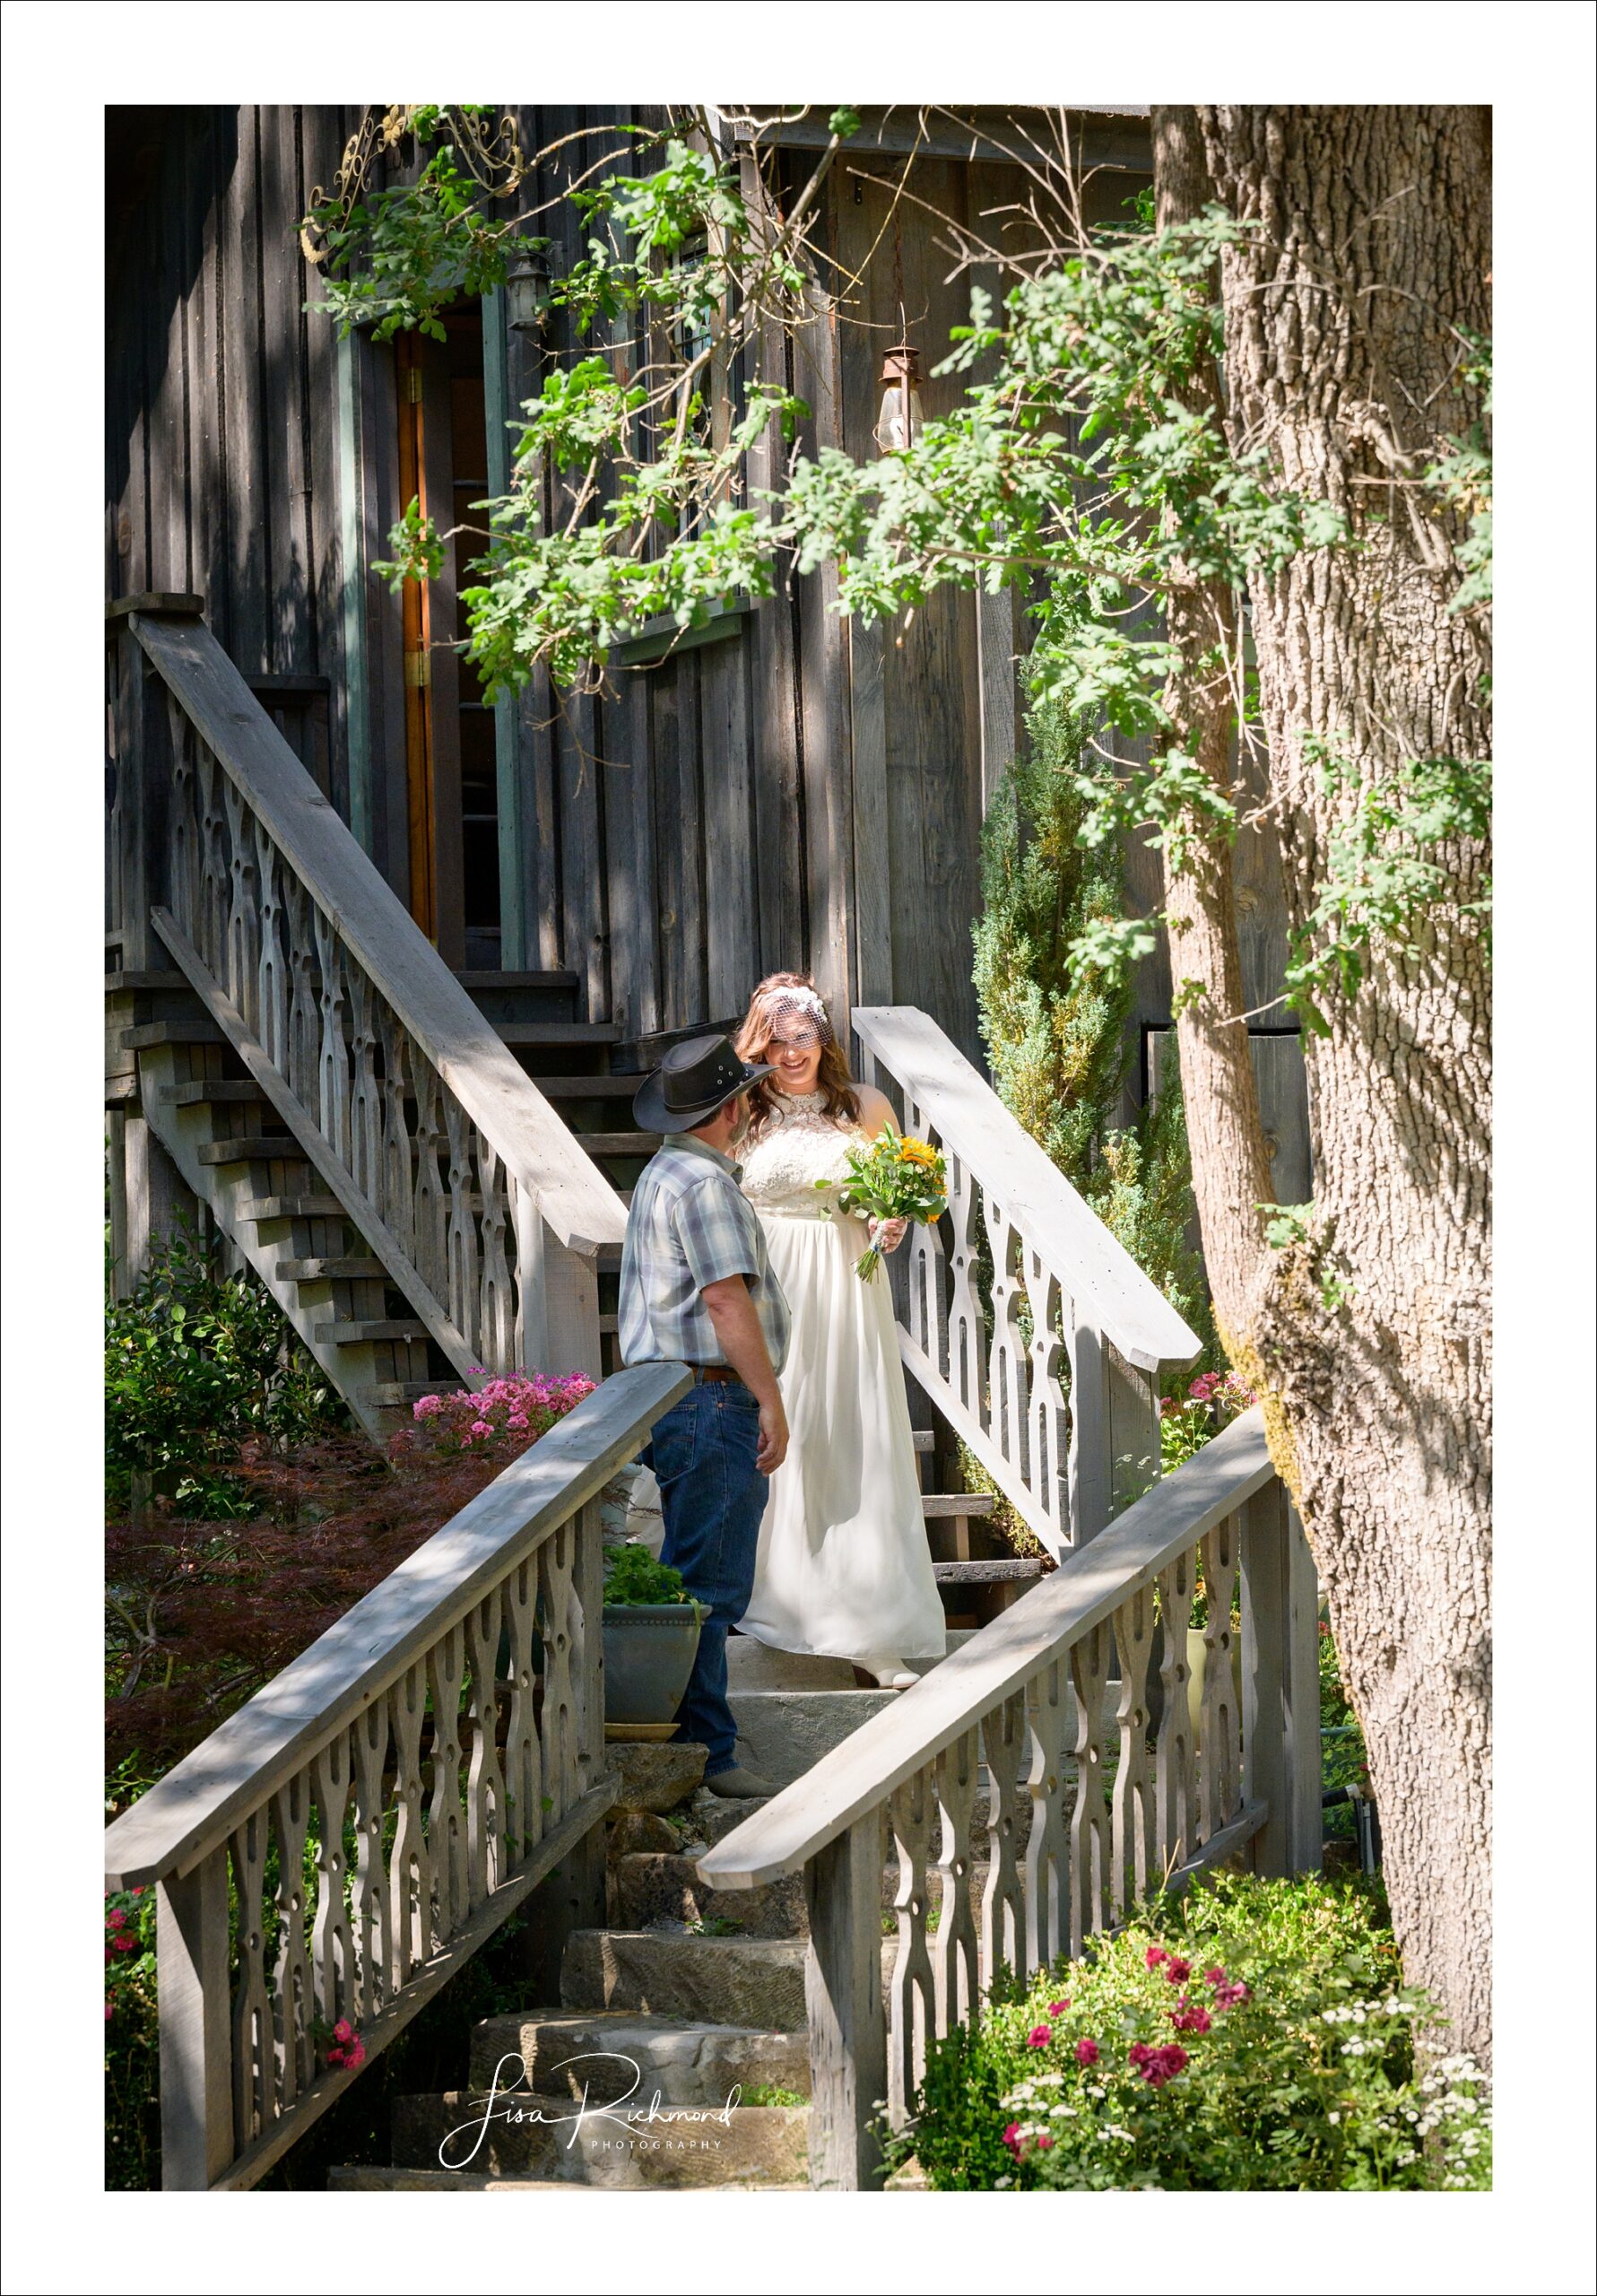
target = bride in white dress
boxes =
[733,974,947,1690]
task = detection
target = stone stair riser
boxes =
[561,1930,808,2031]
[611,1853,806,1940]
[469,2009,808,2104]
[391,2092,807,2189]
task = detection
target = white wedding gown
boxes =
[736,1091,947,1674]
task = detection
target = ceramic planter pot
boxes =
[603,1602,703,1725]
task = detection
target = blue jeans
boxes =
[643,1382,768,1777]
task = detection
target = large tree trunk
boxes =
[1184,106,1493,2059]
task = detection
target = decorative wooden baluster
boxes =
[942,1149,985,1424]
[1111,1584,1158,1915]
[269,1770,315,2111]
[901,1094,945,1374]
[1021,1252,1070,1543]
[464,1587,508,1909]
[571,1497,606,1795]
[252,820,288,1072]
[350,1699,393,2024]
[984,1196,1029,1485]
[501,1552,543,1868]
[229,1809,271,2149]
[444,1096,482,1359]
[476,1133,515,1376]
[388,1662,431,1984]
[933,1728,981,2038]
[310,1728,355,2033]
[428,1623,468,1948]
[195,745,228,979]
[375,1006,415,1256]
[346,966,381,1204]
[1068,1623,1113,1954]
[886,1764,938,2126]
[978,1692,1028,1990]
[1023,1657,1070,1974]
[411,1057,449,1299]
[539,1522,580,1823]
[1154,1549,1197,1874]
[1199,1512,1242,1839]
[166,695,201,940]
[310,907,351,1163]
[282,875,319,1109]
[220,775,261,1029]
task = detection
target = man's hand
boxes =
[869,1215,909,1256]
[701,1272,787,1472]
[755,1397,789,1474]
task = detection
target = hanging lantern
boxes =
[506,248,551,335]
[872,340,924,454]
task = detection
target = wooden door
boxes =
[393,311,502,969]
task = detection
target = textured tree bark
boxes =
[1150,108,1276,1331]
[1168,106,1494,2059]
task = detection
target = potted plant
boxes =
[601,1544,706,1737]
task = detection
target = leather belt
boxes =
[690,1363,745,1387]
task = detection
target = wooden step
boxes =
[931,1557,1050,1585]
[161,1080,266,1106]
[920,1492,995,1518]
[104,968,187,994]
[912,1430,934,1452]
[314,1318,430,1344]
[240,1194,346,1222]
[575,1131,661,1156]
[529,1076,639,1100]
[370,1380,466,1407]
[493,1022,621,1048]
[278,1257,386,1282]
[120,1017,227,1050]
[196,1135,300,1165]
[454,970,579,991]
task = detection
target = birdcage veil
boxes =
[751,981,834,1045]
[736,973,859,1135]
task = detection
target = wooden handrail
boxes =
[104,1363,688,1890]
[852,1005,1198,1375]
[699,1407,1273,1891]
[126,607,624,1255]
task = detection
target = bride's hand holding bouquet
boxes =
[818,1129,949,1281]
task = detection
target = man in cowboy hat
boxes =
[619,1032,792,1797]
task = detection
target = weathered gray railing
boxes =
[699,1408,1320,2189]
[106,597,626,1382]
[852,1005,1201,1554]
[103,1362,690,2191]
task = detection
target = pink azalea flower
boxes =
[104,2000,114,2021]
[471,1420,493,1438]
[1048,1999,1071,2016]
[1145,1945,1168,1969]
[1128,2041,1189,2086]
[1203,1965,1226,1987]
[1027,2024,1053,2048]
[1170,1998,1211,2033]
[1213,1979,1252,2010]
[106,1909,127,1930]
[114,1933,139,1953]
[1075,2038,1099,2066]
[346,2040,367,2068]
[1164,1955,1192,1985]
[1002,2121,1021,2152]
[1035,2134,1055,2151]
[333,2019,354,2044]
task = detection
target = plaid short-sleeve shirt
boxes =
[618,1134,791,1373]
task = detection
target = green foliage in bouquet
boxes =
[821,1130,948,1282]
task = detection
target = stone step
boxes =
[390,2090,808,2189]
[561,1928,807,2031]
[529,1075,641,1100]
[676,1785,776,1849]
[494,1021,621,1048]
[726,1689,898,1789]
[468,2007,808,2103]
[329,2166,606,2192]
[612,1853,806,1940]
[725,1629,981,1692]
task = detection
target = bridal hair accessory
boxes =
[756,984,833,1044]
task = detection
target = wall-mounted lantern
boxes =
[506,248,551,335]
[872,339,924,454]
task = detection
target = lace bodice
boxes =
[740,1091,867,1216]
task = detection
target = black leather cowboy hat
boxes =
[632,1031,775,1134]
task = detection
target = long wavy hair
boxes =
[735,971,861,1138]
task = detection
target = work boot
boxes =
[703,1763,777,1799]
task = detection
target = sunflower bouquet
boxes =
[819,1128,949,1281]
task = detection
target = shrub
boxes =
[888,1872,1489,2191]
[602,1543,698,1607]
[106,1225,350,1515]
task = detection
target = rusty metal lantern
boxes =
[872,339,924,453]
